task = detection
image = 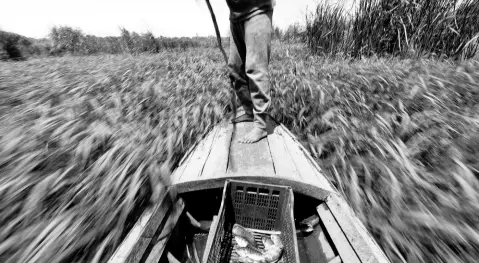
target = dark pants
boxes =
[228,10,273,130]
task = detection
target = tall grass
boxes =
[1,42,479,263]
[305,1,351,56]
[269,43,479,263]
[305,0,479,59]
[0,49,232,263]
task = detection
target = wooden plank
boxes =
[279,127,325,186]
[178,126,220,182]
[297,216,337,263]
[278,125,335,192]
[318,227,337,262]
[227,122,275,177]
[108,211,153,263]
[144,198,185,263]
[266,124,301,180]
[126,237,151,263]
[171,140,197,184]
[316,203,361,263]
[143,187,177,237]
[201,121,234,179]
[329,255,342,263]
[326,194,391,263]
[108,187,176,263]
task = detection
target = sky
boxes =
[0,0,354,39]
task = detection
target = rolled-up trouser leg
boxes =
[244,11,273,130]
[228,21,254,115]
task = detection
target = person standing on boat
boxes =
[226,0,275,144]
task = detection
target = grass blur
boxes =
[1,40,478,263]
[269,43,479,263]
[1,0,479,262]
[0,49,233,263]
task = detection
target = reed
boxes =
[304,0,479,59]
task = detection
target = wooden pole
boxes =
[205,0,237,123]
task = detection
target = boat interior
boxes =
[161,187,339,263]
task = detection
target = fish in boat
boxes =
[235,235,255,248]
[235,245,266,263]
[234,234,284,263]
[262,235,283,263]
[270,234,283,248]
[261,236,274,249]
[233,223,257,247]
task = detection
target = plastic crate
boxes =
[202,179,300,263]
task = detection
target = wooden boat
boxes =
[108,112,391,263]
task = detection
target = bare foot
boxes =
[230,113,254,124]
[239,126,268,144]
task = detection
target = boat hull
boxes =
[108,116,391,263]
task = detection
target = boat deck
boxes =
[108,113,392,263]
[170,114,336,200]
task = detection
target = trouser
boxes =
[228,10,273,130]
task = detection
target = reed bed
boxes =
[0,42,478,263]
[305,0,479,59]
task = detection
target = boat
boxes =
[107,111,392,263]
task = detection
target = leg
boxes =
[239,11,273,143]
[228,21,254,123]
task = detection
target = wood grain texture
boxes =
[144,198,185,263]
[317,203,361,263]
[280,126,325,186]
[143,187,177,237]
[126,237,151,263]
[326,194,391,263]
[178,126,220,182]
[171,139,198,184]
[107,210,153,263]
[329,255,343,263]
[297,215,337,263]
[226,122,275,177]
[266,122,300,180]
[108,187,176,263]
[278,124,336,192]
[200,121,234,180]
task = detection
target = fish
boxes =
[232,224,257,247]
[261,236,274,249]
[235,245,267,263]
[262,235,283,263]
[270,234,283,249]
[233,228,283,263]
[235,235,252,247]
[263,246,282,263]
